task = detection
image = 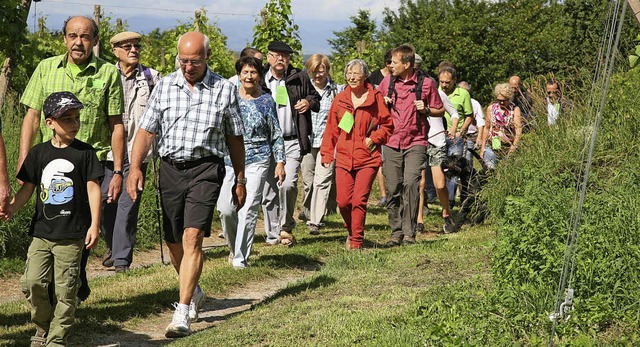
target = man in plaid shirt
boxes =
[18,15,125,303]
[127,31,246,338]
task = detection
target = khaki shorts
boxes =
[426,145,448,167]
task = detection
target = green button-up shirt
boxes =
[440,86,473,130]
[21,53,124,160]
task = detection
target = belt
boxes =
[161,156,219,170]
[283,135,298,141]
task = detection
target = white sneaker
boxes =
[165,303,190,338]
[189,290,206,322]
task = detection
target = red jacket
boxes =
[320,82,393,170]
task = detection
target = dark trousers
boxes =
[383,145,427,239]
[101,161,148,267]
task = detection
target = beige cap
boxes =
[110,31,142,47]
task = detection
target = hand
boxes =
[414,100,426,113]
[126,168,145,202]
[507,146,517,155]
[274,162,286,185]
[364,137,375,152]
[322,162,331,168]
[383,96,393,105]
[447,128,457,141]
[107,173,122,203]
[232,182,246,211]
[0,181,11,213]
[0,205,13,221]
[85,226,99,249]
[294,99,310,113]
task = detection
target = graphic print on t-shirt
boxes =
[39,158,75,220]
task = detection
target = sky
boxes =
[26,0,401,54]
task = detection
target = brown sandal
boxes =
[30,328,47,347]
[279,231,296,247]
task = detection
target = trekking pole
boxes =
[151,138,167,265]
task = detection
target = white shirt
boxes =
[468,98,485,134]
[428,90,459,147]
[265,68,296,137]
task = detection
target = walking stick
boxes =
[151,138,167,265]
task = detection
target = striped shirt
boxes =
[310,80,343,148]
[138,68,244,161]
[20,53,124,161]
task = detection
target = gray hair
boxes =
[344,59,370,79]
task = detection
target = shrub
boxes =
[485,68,640,332]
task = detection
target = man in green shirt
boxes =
[18,15,125,303]
[438,64,473,208]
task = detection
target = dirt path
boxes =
[0,238,229,305]
[1,235,314,346]
[93,272,306,347]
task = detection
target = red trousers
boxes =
[335,166,378,249]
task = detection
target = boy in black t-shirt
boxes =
[1,91,103,346]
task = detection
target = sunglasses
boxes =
[497,98,509,103]
[117,43,142,51]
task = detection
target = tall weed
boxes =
[485,68,640,332]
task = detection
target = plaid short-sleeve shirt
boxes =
[20,54,124,161]
[138,68,244,161]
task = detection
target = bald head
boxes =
[177,32,210,57]
[509,75,522,94]
[177,32,211,87]
[458,81,471,93]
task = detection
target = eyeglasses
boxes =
[497,98,509,103]
[268,52,290,59]
[547,91,559,95]
[313,70,326,76]
[178,58,206,67]
[117,43,142,51]
[346,72,363,78]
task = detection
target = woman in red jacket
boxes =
[320,59,393,249]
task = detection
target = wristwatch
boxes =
[113,170,124,176]
[235,177,247,185]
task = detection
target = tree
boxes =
[328,9,387,83]
[251,0,303,67]
[380,0,636,104]
[140,8,236,78]
[0,0,31,109]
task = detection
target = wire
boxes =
[35,0,254,16]
[548,0,628,345]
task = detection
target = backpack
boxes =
[387,70,441,137]
[142,65,155,94]
[386,69,426,102]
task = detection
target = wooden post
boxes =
[93,5,101,58]
[38,16,45,35]
[0,0,33,110]
[195,10,201,32]
[628,0,640,26]
[161,47,166,68]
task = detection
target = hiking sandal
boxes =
[30,328,47,347]
[279,231,296,247]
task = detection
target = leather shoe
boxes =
[102,250,113,268]
[385,237,402,247]
[115,265,129,273]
